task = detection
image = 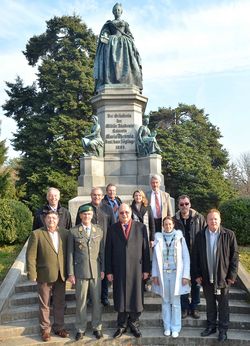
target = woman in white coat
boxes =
[152,216,190,338]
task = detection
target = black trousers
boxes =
[203,282,229,332]
[117,311,141,329]
[181,278,200,311]
[101,276,109,302]
[154,218,162,232]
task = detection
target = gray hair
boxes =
[46,187,60,199]
[91,186,104,195]
[150,174,161,184]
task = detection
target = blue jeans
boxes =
[162,271,181,333]
[181,279,200,311]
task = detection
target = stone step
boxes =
[15,281,38,294]
[1,311,250,338]
[10,286,249,307]
[15,280,248,300]
[2,296,250,323]
[0,327,250,345]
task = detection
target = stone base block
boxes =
[104,154,138,176]
[68,196,91,227]
[137,154,164,185]
[78,156,105,190]
[77,154,164,195]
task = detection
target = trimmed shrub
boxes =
[220,197,250,246]
[0,199,32,244]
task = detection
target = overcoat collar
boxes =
[117,219,134,242]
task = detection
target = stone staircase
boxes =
[0,274,250,346]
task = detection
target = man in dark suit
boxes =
[26,210,69,342]
[193,209,239,342]
[75,187,115,306]
[173,194,206,319]
[146,174,173,233]
[33,187,72,230]
[105,203,150,339]
[68,204,104,341]
[102,183,122,221]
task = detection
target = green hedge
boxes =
[0,199,32,244]
[220,197,250,246]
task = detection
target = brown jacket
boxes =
[26,227,68,282]
[146,190,173,219]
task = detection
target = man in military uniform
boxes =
[75,187,114,306]
[68,205,104,340]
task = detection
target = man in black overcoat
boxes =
[105,203,150,339]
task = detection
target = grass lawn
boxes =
[239,246,250,273]
[0,244,24,282]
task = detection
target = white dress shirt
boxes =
[150,190,162,219]
[48,230,59,253]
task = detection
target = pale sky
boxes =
[1,0,250,160]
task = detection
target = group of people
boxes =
[27,174,239,343]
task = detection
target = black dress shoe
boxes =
[75,332,85,341]
[113,327,127,338]
[130,326,142,338]
[218,332,227,342]
[201,327,217,337]
[93,330,103,339]
[101,298,110,306]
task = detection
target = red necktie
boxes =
[123,224,129,239]
[155,192,161,218]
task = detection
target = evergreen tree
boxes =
[0,140,16,199]
[149,104,235,212]
[3,15,97,210]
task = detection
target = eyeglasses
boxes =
[179,202,190,207]
[119,211,130,215]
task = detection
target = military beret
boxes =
[79,204,93,213]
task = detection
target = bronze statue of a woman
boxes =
[94,3,143,92]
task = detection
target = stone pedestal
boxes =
[76,154,163,196]
[78,156,105,188]
[69,85,170,224]
[92,84,147,157]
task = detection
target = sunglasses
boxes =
[179,202,190,207]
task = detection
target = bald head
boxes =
[118,203,132,224]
